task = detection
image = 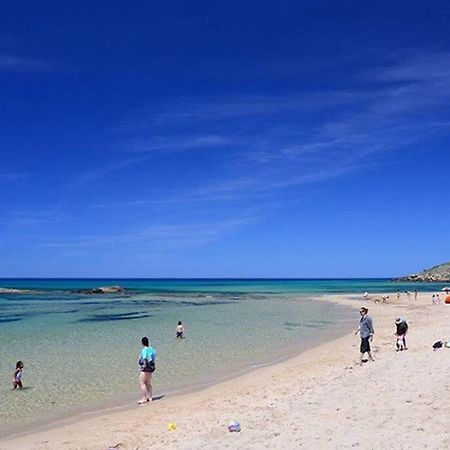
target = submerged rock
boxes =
[0,287,32,294]
[96,286,126,294]
[71,286,126,294]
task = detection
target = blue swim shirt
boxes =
[139,346,156,362]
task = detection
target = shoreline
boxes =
[0,290,351,436]
[0,296,354,441]
[2,291,449,449]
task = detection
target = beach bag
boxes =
[228,421,241,432]
[433,341,443,349]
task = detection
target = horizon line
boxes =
[1,276,398,280]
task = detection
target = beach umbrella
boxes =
[445,295,450,304]
[442,287,450,292]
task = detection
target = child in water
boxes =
[12,361,24,390]
[176,321,184,338]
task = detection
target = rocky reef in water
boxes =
[0,287,33,294]
[71,286,126,294]
[392,262,450,282]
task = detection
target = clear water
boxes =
[0,278,445,436]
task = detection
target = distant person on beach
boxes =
[354,306,375,364]
[138,337,156,404]
[12,361,24,390]
[176,321,184,338]
[437,294,441,303]
[414,290,418,300]
[363,292,369,300]
[432,294,436,304]
[395,318,408,351]
[397,291,400,299]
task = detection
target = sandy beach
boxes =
[2,291,449,450]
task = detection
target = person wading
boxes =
[137,336,156,404]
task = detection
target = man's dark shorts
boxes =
[360,336,371,353]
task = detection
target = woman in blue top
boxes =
[138,336,156,404]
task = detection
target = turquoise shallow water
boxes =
[0,279,445,436]
[0,277,446,294]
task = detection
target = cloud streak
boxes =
[68,52,450,250]
[125,134,231,153]
[68,155,150,188]
[42,216,258,250]
[0,54,56,72]
[0,172,28,182]
[115,54,449,179]
[0,209,65,227]
[119,90,379,131]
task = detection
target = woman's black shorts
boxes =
[360,336,371,353]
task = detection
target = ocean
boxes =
[0,278,444,436]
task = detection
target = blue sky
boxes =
[1,1,450,277]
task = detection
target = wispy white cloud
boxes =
[0,172,28,182]
[368,53,450,83]
[68,155,150,188]
[0,209,65,227]
[119,91,378,131]
[42,216,258,250]
[125,134,231,152]
[75,52,450,223]
[70,134,233,188]
[0,54,56,72]
[113,55,449,186]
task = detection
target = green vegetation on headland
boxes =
[393,262,450,282]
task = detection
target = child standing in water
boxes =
[176,321,184,338]
[12,361,24,390]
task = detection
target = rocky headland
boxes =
[393,262,450,282]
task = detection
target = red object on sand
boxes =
[445,296,450,304]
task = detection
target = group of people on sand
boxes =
[355,306,409,365]
[137,321,185,404]
[432,293,442,304]
[393,290,418,301]
[394,290,445,305]
[365,290,420,304]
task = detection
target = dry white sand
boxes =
[2,292,449,450]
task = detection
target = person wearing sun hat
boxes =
[395,317,408,350]
[354,306,375,364]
